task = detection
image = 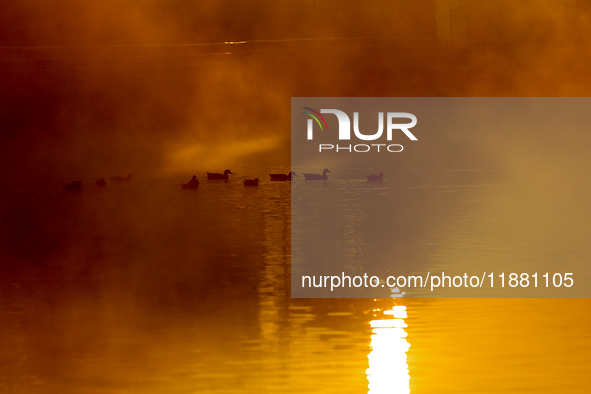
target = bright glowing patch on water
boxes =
[384,309,407,319]
[371,319,408,329]
[367,305,411,394]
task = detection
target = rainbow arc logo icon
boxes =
[302,107,328,139]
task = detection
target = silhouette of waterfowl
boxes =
[303,169,331,180]
[96,178,107,187]
[207,169,233,181]
[270,171,296,181]
[181,175,200,189]
[367,173,384,182]
[243,178,260,186]
[64,180,82,191]
[110,173,134,182]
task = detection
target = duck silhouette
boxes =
[181,175,200,189]
[207,169,233,181]
[96,178,107,187]
[243,178,260,186]
[64,180,82,191]
[270,171,296,181]
[110,173,134,182]
[303,169,331,180]
[367,173,384,182]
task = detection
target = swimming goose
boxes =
[243,178,260,186]
[64,180,82,191]
[207,169,233,181]
[110,173,134,182]
[181,175,200,189]
[96,178,107,187]
[367,173,384,182]
[270,172,296,181]
[303,169,331,180]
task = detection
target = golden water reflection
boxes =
[368,305,411,394]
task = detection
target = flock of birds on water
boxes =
[63,170,385,191]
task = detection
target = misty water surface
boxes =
[1,168,590,393]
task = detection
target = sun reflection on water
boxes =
[367,305,411,394]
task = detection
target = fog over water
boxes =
[2,1,591,179]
